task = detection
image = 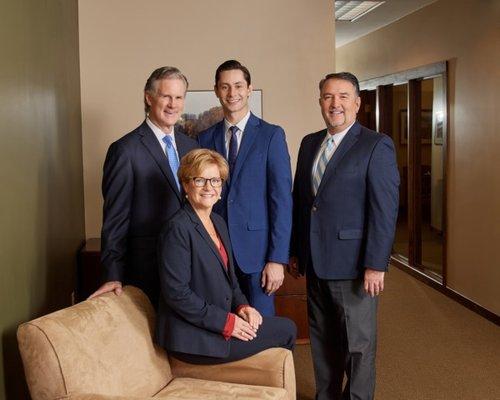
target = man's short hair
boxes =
[144,66,189,114]
[319,72,360,96]
[215,60,251,86]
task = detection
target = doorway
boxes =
[360,62,448,283]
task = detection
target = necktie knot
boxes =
[163,135,174,147]
[229,125,238,136]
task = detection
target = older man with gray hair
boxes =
[90,66,198,307]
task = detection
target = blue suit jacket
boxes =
[291,122,400,279]
[100,121,198,304]
[155,204,248,358]
[198,113,293,273]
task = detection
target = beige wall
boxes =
[0,0,85,398]
[337,0,500,315]
[79,0,335,238]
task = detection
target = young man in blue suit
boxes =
[89,67,198,307]
[289,72,399,400]
[198,60,293,317]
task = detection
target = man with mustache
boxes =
[290,72,399,400]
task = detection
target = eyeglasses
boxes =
[192,177,223,188]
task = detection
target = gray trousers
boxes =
[307,267,378,400]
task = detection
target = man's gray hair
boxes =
[144,66,189,114]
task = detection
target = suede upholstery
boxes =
[18,286,296,400]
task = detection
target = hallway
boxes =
[293,267,500,400]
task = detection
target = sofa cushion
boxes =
[155,377,288,399]
[18,287,171,400]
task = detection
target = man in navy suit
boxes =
[289,72,399,400]
[89,66,198,307]
[198,60,292,316]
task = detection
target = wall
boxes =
[336,0,500,315]
[0,0,85,398]
[79,0,335,238]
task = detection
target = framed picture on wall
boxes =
[434,112,444,145]
[399,109,432,145]
[177,89,263,138]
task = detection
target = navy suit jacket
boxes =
[198,113,293,273]
[291,122,400,279]
[155,204,248,357]
[100,121,198,304]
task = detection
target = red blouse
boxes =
[216,234,249,340]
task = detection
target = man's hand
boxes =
[364,268,385,297]
[237,306,263,331]
[231,316,258,341]
[88,281,123,300]
[287,256,301,279]
[261,262,285,295]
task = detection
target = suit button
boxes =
[312,206,317,212]
[225,297,229,301]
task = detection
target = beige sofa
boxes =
[17,286,296,400]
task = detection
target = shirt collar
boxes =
[146,117,175,142]
[324,121,355,147]
[224,110,251,133]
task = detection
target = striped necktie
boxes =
[312,135,335,195]
[162,135,180,191]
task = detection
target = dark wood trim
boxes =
[376,84,393,138]
[391,257,500,326]
[407,79,422,266]
[441,62,450,287]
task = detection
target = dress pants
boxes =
[307,266,378,400]
[171,316,296,364]
[236,268,276,317]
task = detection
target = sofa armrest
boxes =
[169,348,296,400]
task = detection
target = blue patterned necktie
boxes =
[227,126,239,173]
[312,135,335,195]
[162,135,180,191]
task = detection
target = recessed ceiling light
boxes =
[335,1,385,22]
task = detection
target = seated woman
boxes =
[155,148,296,364]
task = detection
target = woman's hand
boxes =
[237,306,263,331]
[231,315,258,341]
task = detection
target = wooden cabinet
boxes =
[275,273,309,342]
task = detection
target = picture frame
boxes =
[177,89,263,138]
[434,113,444,145]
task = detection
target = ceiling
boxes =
[336,0,437,48]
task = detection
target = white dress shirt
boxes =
[146,117,178,156]
[224,111,251,158]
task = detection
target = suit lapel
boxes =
[139,122,181,201]
[305,130,327,197]
[185,204,230,280]
[213,121,226,157]
[316,122,361,197]
[230,113,259,184]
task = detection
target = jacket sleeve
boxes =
[266,127,293,264]
[158,221,229,333]
[100,141,133,283]
[363,135,400,270]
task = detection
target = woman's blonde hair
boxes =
[178,148,229,183]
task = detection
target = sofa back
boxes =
[17,286,172,400]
